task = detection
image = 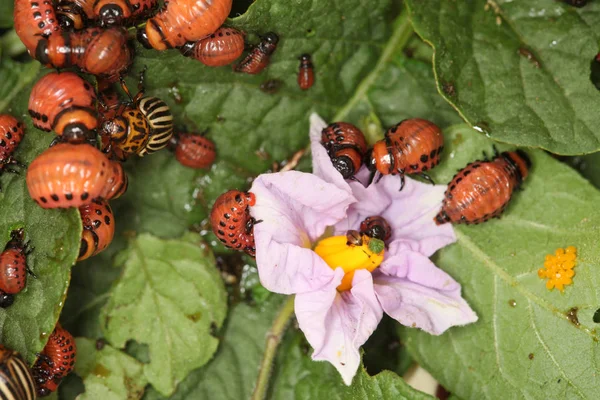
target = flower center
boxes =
[314,234,385,292]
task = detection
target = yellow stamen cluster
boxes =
[537,246,577,292]
[314,234,385,292]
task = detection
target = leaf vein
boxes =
[492,275,533,399]
[456,230,600,341]
[528,300,587,399]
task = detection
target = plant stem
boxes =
[333,10,414,122]
[251,296,296,400]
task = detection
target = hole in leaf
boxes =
[260,79,283,94]
[564,0,588,7]
[58,373,84,399]
[566,307,580,326]
[442,81,456,97]
[95,338,107,350]
[473,121,491,135]
[436,385,451,400]
[125,339,150,363]
[593,308,600,323]
[230,0,254,17]
[518,47,541,69]
[362,315,409,375]
[590,53,600,90]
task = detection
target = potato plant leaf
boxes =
[0,59,81,362]
[566,153,600,190]
[143,297,424,400]
[100,233,227,396]
[401,125,600,399]
[269,329,433,400]
[114,0,402,245]
[60,3,466,396]
[143,296,286,400]
[112,13,461,249]
[74,338,148,400]
[0,1,14,29]
[406,0,600,155]
[61,250,124,340]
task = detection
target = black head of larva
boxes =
[62,123,91,144]
[5,228,25,251]
[364,148,377,173]
[362,223,387,241]
[263,32,279,44]
[34,39,51,65]
[98,4,124,26]
[180,42,195,57]
[331,155,355,179]
[0,292,14,308]
[234,193,243,205]
[137,28,152,49]
[9,227,24,242]
[515,149,532,169]
[56,12,75,30]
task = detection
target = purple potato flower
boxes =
[249,114,477,385]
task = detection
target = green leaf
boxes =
[100,232,227,396]
[143,295,286,400]
[85,4,461,394]
[130,0,401,176]
[269,329,433,400]
[73,338,148,400]
[113,0,403,245]
[564,153,600,190]
[144,298,419,400]
[333,44,462,137]
[61,250,123,340]
[1,31,26,60]
[0,3,14,29]
[114,153,213,239]
[0,59,81,362]
[406,0,600,155]
[113,8,460,249]
[58,373,85,400]
[1,58,39,113]
[401,125,600,399]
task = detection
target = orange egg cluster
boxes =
[538,246,577,292]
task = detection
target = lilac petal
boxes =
[309,113,353,193]
[336,175,456,257]
[379,246,459,290]
[295,269,383,385]
[373,272,478,335]
[336,179,392,233]
[250,171,355,294]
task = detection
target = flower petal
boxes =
[336,179,392,233]
[295,269,383,385]
[309,113,353,193]
[373,270,477,335]
[250,171,355,294]
[379,246,458,289]
[336,175,456,257]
